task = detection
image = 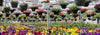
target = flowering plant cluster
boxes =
[29,5,38,11]
[80,8,87,13]
[41,0,50,3]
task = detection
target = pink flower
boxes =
[50,4,53,7]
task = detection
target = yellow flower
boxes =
[71,33,79,35]
[89,30,93,33]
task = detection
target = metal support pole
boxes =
[47,9,50,27]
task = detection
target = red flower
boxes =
[66,9,72,12]
[29,15,34,17]
[97,4,100,7]
[72,13,76,16]
[38,15,44,17]
[56,29,59,31]
[46,0,50,1]
[50,14,54,16]
[80,8,87,12]
[98,29,100,32]
[59,14,65,16]
[92,12,96,15]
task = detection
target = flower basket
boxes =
[10,9,15,13]
[29,5,38,11]
[72,13,78,18]
[94,4,100,13]
[66,9,72,14]
[59,2,69,9]
[13,11,21,17]
[83,19,86,21]
[6,13,10,17]
[91,12,96,16]
[69,6,80,13]
[88,18,91,20]
[20,3,28,12]
[75,0,85,6]
[80,8,87,14]
[29,15,34,18]
[84,0,91,7]
[0,0,3,6]
[51,8,61,15]
[11,1,18,8]
[37,9,46,15]
[23,10,31,16]
[3,7,10,13]
[50,14,54,18]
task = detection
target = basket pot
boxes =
[6,14,10,17]
[96,9,100,13]
[83,19,86,21]
[72,10,79,13]
[31,8,37,11]
[0,0,3,6]
[10,9,15,13]
[84,2,90,7]
[15,14,20,17]
[38,12,43,15]
[75,0,85,6]
[11,2,18,8]
[61,5,67,9]
[25,13,30,16]
[0,15,2,17]
[87,15,91,17]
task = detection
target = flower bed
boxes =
[0,23,100,35]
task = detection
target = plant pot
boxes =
[15,14,20,17]
[11,1,18,8]
[84,2,90,7]
[75,0,85,6]
[54,12,59,15]
[6,14,10,17]
[4,7,10,13]
[87,15,91,17]
[96,9,100,13]
[20,4,28,12]
[75,18,77,21]
[0,0,3,6]
[10,9,15,13]
[31,8,37,11]
[72,10,79,13]
[83,19,86,21]
[71,19,73,21]
[88,18,91,20]
[0,15,2,17]
[38,12,43,15]
[92,19,96,21]
[61,5,67,9]
[25,13,30,16]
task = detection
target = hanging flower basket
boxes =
[91,12,96,16]
[72,13,78,18]
[80,8,87,14]
[29,15,34,18]
[0,13,3,17]
[3,6,10,13]
[50,14,54,18]
[6,13,10,17]
[69,6,80,13]
[84,0,91,7]
[10,9,15,13]
[11,1,18,8]
[0,0,3,6]
[13,11,21,17]
[37,9,46,15]
[29,5,38,11]
[94,4,100,13]
[23,10,31,16]
[66,9,72,14]
[59,14,66,18]
[75,0,85,6]
[51,8,61,15]
[59,2,69,9]
[20,3,28,12]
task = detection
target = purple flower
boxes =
[80,29,87,34]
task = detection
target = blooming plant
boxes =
[80,8,87,14]
[11,1,18,8]
[36,9,46,15]
[51,8,61,15]
[3,6,10,13]
[20,3,28,12]
[23,10,31,16]
[13,11,21,17]
[66,9,72,14]
[69,6,80,13]
[29,5,38,11]
[41,0,50,3]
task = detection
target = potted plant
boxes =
[75,0,85,6]
[13,11,21,17]
[91,12,96,16]
[50,14,54,18]
[66,9,72,14]
[92,18,96,21]
[72,13,79,18]
[94,4,100,13]
[6,13,10,17]
[3,6,10,13]
[51,8,61,15]
[59,2,69,9]
[11,1,18,8]
[36,9,46,15]
[95,14,100,24]
[41,0,49,3]
[84,0,91,7]
[10,9,15,13]
[69,6,80,13]
[20,3,28,12]
[59,13,66,20]
[29,15,34,18]
[83,19,86,21]
[80,8,87,14]
[23,10,31,16]
[29,5,38,11]
[87,12,92,17]
[0,13,3,17]
[0,0,3,6]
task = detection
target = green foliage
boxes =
[59,2,69,5]
[11,1,18,8]
[20,3,28,12]
[69,6,80,10]
[85,0,91,2]
[95,14,100,19]
[51,8,61,12]
[3,7,10,13]
[41,1,49,3]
